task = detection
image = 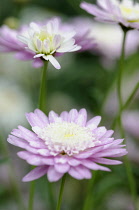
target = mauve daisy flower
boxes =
[0,25,43,68]
[80,0,139,29]
[7,108,127,182]
[91,22,139,60]
[18,18,81,69]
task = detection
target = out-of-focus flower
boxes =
[8,108,127,182]
[18,18,81,69]
[123,110,139,139]
[0,25,43,68]
[80,0,139,29]
[91,22,139,60]
[0,79,32,131]
[71,18,97,52]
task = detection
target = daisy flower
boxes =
[80,0,139,29]
[8,108,127,182]
[91,22,139,60]
[18,18,81,69]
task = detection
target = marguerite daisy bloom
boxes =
[8,108,127,182]
[18,18,81,69]
[80,0,139,29]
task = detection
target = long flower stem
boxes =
[82,171,97,210]
[123,82,139,110]
[28,178,35,210]
[117,29,126,109]
[56,174,67,210]
[28,61,48,210]
[117,28,137,210]
[38,60,48,112]
[112,81,139,129]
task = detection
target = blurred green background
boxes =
[0,0,139,210]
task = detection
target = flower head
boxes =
[91,22,139,60]
[18,18,81,69]
[80,0,139,29]
[0,25,43,68]
[8,108,127,182]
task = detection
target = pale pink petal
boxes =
[26,112,46,128]
[48,111,62,123]
[54,156,69,164]
[34,109,49,125]
[68,158,81,166]
[68,109,78,122]
[54,163,70,173]
[92,157,122,165]
[82,159,111,171]
[60,111,69,121]
[32,58,43,68]
[69,165,92,179]
[7,135,39,154]
[17,151,54,165]
[93,126,107,138]
[93,148,127,158]
[22,166,48,182]
[47,166,64,182]
[86,116,101,130]
[75,108,87,126]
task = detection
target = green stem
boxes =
[117,28,137,210]
[111,82,139,130]
[56,174,67,210]
[123,82,139,110]
[47,181,56,209]
[28,61,48,210]
[117,29,127,109]
[82,171,97,210]
[38,60,48,112]
[28,178,35,210]
[112,81,139,129]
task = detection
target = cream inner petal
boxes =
[32,122,100,156]
[120,4,139,22]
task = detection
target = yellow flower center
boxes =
[64,133,75,138]
[33,122,100,156]
[38,30,53,42]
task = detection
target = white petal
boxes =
[68,45,82,52]
[37,39,42,51]
[30,22,40,32]
[57,39,75,53]
[28,42,36,52]
[34,54,44,58]
[43,55,61,69]
[18,35,29,44]
[63,31,76,41]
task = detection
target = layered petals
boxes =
[8,108,127,182]
[80,0,139,29]
[18,18,81,69]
